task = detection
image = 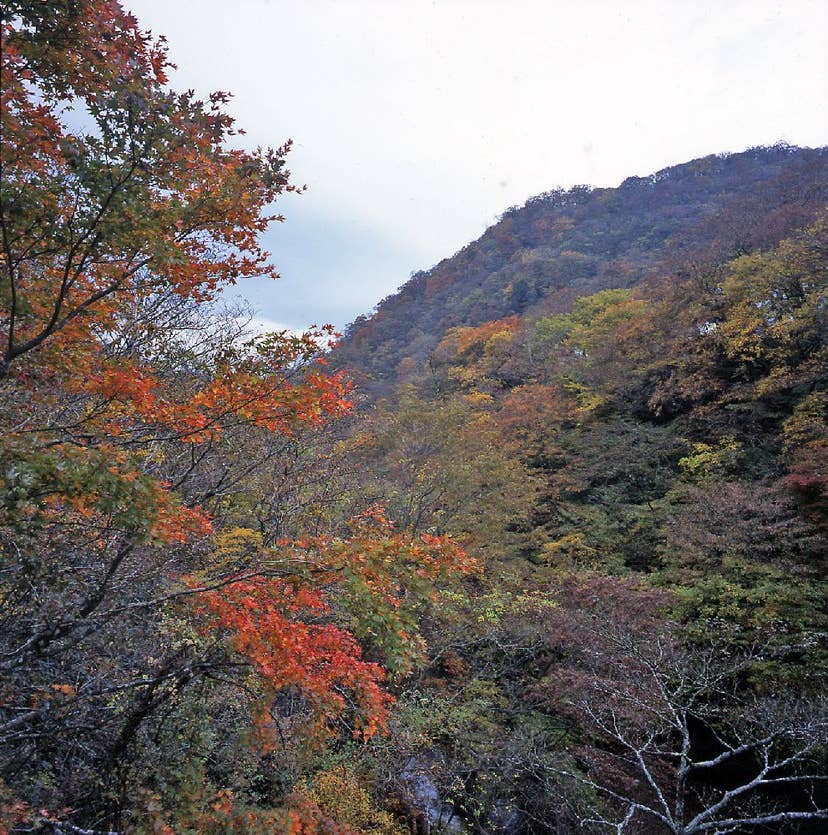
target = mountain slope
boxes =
[322,145,828,830]
[335,144,828,391]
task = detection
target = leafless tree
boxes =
[539,590,828,834]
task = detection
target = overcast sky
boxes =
[125,0,828,332]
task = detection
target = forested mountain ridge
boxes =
[331,144,828,586]
[317,145,828,831]
[335,144,828,391]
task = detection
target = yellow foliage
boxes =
[210,527,263,570]
[298,767,404,833]
[541,532,597,568]
[678,437,743,481]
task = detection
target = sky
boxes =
[125,0,828,333]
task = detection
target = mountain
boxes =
[320,143,828,830]
[334,144,828,391]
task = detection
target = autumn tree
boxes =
[343,384,536,561]
[0,3,473,831]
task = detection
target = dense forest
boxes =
[1,3,826,834]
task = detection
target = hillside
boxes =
[318,145,828,830]
[335,144,828,390]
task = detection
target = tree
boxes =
[536,577,828,834]
[1,1,293,377]
[344,385,536,559]
[0,4,473,830]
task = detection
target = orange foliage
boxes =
[1,2,291,378]
[0,4,467,823]
[141,787,354,835]
[78,334,352,447]
[2,3,354,545]
[496,384,577,453]
[191,576,392,740]
[188,507,474,741]
[448,316,521,359]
